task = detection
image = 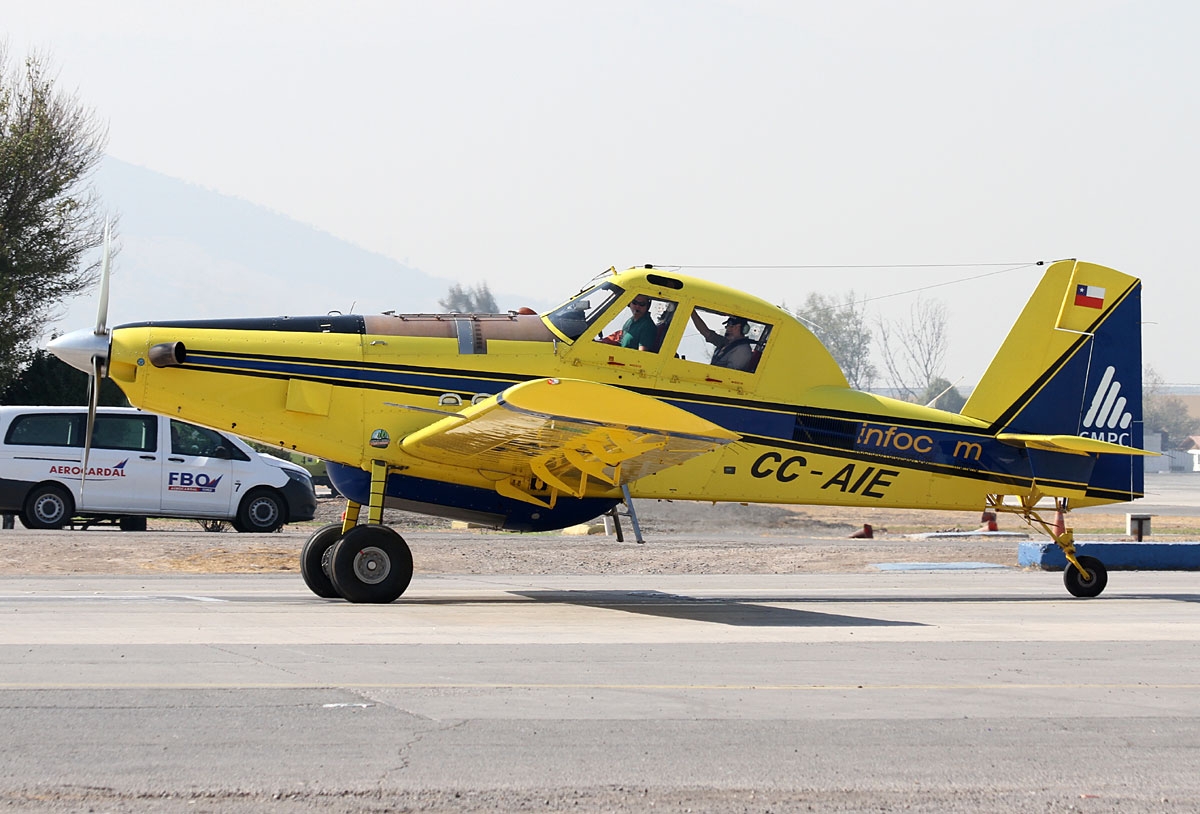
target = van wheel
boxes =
[23,484,74,530]
[119,517,148,532]
[233,488,285,533]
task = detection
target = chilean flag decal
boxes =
[1074,283,1105,309]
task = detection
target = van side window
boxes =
[92,415,158,452]
[5,414,79,447]
[171,420,250,461]
[4,413,159,451]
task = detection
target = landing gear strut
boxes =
[989,494,1109,598]
[299,460,415,603]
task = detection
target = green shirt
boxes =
[620,314,658,350]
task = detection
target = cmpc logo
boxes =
[168,471,224,493]
[1081,365,1133,445]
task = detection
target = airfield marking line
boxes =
[0,594,228,602]
[2,682,1199,692]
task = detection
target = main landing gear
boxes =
[990,494,1108,598]
[300,461,414,604]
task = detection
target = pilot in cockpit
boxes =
[690,311,754,371]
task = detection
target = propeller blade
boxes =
[81,356,101,490]
[94,220,112,337]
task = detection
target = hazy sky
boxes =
[6,0,1198,386]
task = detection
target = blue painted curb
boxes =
[1018,541,1200,571]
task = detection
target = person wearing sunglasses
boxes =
[618,296,659,351]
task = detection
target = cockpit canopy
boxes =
[546,281,625,341]
[542,267,849,392]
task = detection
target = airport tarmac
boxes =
[1078,470,1200,516]
[1,569,1198,812]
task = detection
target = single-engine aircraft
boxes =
[49,257,1150,603]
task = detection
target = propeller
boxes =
[49,220,113,488]
[94,220,112,336]
[81,355,101,484]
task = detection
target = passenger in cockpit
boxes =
[619,296,659,351]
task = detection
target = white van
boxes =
[0,406,317,532]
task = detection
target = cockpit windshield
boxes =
[546,282,625,341]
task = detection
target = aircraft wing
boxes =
[399,378,740,507]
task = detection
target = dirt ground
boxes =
[1,495,1186,576]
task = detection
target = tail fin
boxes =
[962,259,1143,500]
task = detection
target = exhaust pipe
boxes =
[148,341,187,368]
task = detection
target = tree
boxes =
[0,46,110,394]
[795,291,877,390]
[1143,365,1199,450]
[920,376,966,413]
[0,348,127,406]
[877,296,950,402]
[439,282,498,313]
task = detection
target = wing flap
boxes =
[401,378,738,505]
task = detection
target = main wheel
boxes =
[301,523,345,598]
[23,484,74,530]
[328,525,413,604]
[1064,555,1108,598]
[233,488,286,533]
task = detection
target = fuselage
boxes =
[92,267,1134,525]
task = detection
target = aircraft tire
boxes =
[301,523,345,598]
[233,488,286,533]
[22,484,74,530]
[1064,555,1107,598]
[328,525,413,604]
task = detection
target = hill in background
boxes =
[47,158,551,336]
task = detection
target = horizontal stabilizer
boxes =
[997,433,1157,456]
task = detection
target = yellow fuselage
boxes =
[102,263,1143,518]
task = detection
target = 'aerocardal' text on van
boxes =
[0,407,317,532]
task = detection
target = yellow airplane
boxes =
[50,258,1149,603]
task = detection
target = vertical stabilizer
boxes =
[962,259,1143,499]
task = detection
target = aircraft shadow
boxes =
[510,590,925,628]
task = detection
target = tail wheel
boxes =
[301,523,345,598]
[23,484,74,530]
[233,488,286,533]
[328,525,413,604]
[1064,555,1108,598]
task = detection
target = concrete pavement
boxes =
[1,570,1198,812]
